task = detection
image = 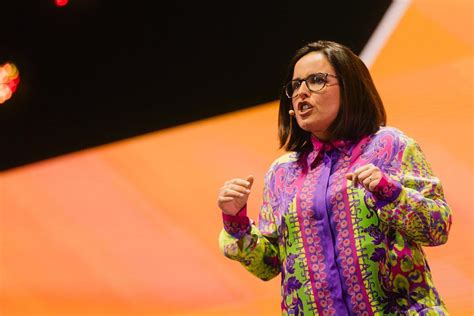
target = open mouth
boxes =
[298,102,313,115]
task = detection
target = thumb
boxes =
[345,173,353,180]
[246,175,255,189]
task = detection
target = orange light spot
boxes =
[0,62,20,104]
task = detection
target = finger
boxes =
[352,164,372,176]
[351,164,374,186]
[222,189,245,198]
[362,167,382,180]
[345,172,359,187]
[361,172,382,190]
[358,169,376,183]
[227,178,252,189]
[362,176,373,187]
[246,175,254,189]
[368,178,381,191]
[218,196,234,203]
[227,183,251,194]
[351,169,366,186]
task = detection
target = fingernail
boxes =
[246,189,251,194]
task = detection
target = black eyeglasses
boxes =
[285,72,338,98]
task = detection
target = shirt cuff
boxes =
[222,205,251,239]
[371,173,402,208]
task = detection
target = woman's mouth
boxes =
[298,102,313,115]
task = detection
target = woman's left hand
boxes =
[345,163,382,192]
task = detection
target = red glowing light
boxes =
[55,0,69,7]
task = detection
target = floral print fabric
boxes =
[219,127,452,315]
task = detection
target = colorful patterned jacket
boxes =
[219,127,452,315]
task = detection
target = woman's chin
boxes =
[296,120,313,132]
[298,122,320,134]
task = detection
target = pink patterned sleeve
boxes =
[222,206,251,239]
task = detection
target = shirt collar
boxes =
[306,135,354,167]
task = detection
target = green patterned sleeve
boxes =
[218,169,281,281]
[374,138,453,246]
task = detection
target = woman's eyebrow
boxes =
[292,72,322,80]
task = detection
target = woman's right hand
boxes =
[217,175,254,216]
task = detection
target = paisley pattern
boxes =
[219,127,452,315]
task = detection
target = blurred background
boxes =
[1,0,473,315]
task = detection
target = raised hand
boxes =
[217,175,254,216]
[346,163,382,192]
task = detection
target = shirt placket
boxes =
[312,148,350,314]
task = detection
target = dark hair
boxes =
[278,40,386,152]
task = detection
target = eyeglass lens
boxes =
[286,73,328,98]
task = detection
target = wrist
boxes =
[371,173,402,208]
[222,205,250,239]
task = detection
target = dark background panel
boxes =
[0,0,391,170]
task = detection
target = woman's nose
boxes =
[296,81,311,98]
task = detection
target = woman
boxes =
[217,40,452,315]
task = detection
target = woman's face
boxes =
[291,51,340,141]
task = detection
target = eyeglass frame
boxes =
[284,72,338,98]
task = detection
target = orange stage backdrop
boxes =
[1,0,473,315]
